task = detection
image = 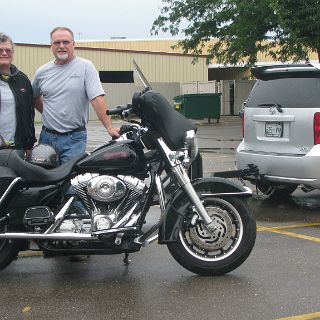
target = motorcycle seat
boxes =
[0,149,87,185]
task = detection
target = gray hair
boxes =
[50,27,74,41]
[0,33,14,47]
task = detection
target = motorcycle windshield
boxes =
[133,60,152,90]
[138,89,196,150]
[132,60,196,150]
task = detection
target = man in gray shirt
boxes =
[32,26,120,164]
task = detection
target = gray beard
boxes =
[56,53,68,61]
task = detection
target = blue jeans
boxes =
[40,128,87,212]
[39,129,87,165]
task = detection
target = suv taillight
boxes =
[314,112,320,144]
[241,111,244,138]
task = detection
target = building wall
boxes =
[13,44,208,82]
[234,80,256,114]
[76,39,183,54]
[96,82,180,121]
[209,67,251,81]
[16,43,207,122]
[35,81,180,122]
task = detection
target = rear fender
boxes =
[158,177,251,244]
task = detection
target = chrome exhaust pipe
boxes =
[0,226,139,240]
[0,232,96,240]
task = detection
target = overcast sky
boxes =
[3,0,183,44]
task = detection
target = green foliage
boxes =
[151,0,320,65]
[274,0,320,61]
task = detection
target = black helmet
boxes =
[27,144,59,168]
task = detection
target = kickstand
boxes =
[123,253,131,265]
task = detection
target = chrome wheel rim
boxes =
[179,198,244,262]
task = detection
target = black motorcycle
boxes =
[0,62,256,275]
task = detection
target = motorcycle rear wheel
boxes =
[0,239,19,271]
[167,196,256,276]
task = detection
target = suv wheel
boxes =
[256,181,297,200]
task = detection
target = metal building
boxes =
[13,43,208,82]
[13,42,209,121]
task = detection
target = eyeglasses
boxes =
[0,48,14,55]
[51,40,73,46]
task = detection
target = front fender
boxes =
[158,177,251,244]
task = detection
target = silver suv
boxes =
[235,63,320,198]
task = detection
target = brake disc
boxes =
[189,206,233,251]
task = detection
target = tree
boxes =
[151,0,320,65]
[273,0,320,62]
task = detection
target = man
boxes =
[32,26,120,164]
[32,27,120,262]
[0,33,36,153]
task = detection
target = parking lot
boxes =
[1,118,320,320]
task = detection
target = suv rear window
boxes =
[247,78,320,108]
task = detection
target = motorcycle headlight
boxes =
[184,130,199,161]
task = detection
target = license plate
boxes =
[265,122,283,137]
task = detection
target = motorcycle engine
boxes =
[62,174,147,233]
[86,175,126,202]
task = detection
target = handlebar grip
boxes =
[107,104,134,117]
[107,105,128,116]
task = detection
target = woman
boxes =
[0,32,36,152]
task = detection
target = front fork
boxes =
[171,164,217,232]
[157,138,217,231]
[156,137,218,232]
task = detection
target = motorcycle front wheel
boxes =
[167,196,256,276]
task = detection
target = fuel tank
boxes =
[76,140,146,174]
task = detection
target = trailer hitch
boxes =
[211,164,259,179]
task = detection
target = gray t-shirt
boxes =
[32,56,104,133]
[0,80,16,142]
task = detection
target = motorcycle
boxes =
[0,61,256,276]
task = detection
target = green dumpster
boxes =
[173,93,221,123]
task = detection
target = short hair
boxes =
[50,27,74,41]
[0,33,14,47]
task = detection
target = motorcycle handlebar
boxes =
[107,104,134,116]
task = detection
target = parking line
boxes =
[275,311,320,319]
[257,222,320,232]
[273,223,320,230]
[266,229,320,243]
[257,223,320,243]
[18,251,43,258]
